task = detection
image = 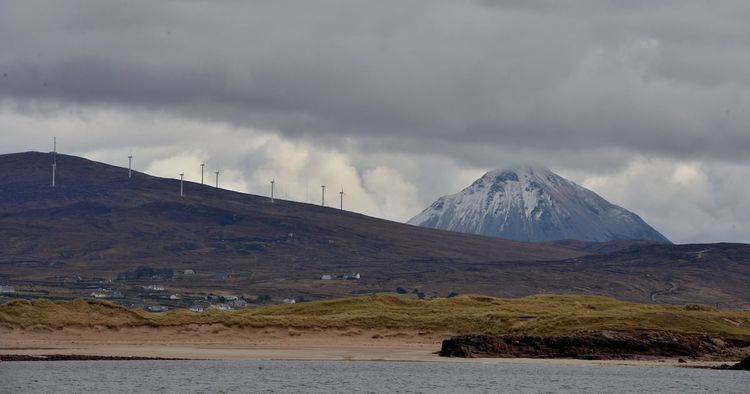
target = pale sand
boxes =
[0,326,731,368]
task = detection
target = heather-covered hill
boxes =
[0,152,579,299]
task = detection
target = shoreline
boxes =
[0,350,736,369]
[0,326,740,368]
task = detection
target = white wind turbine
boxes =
[51,137,57,188]
[179,172,185,196]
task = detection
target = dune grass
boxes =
[2,294,749,340]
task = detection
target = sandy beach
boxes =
[0,325,733,368]
[0,325,444,361]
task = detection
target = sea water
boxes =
[0,360,746,393]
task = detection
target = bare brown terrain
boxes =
[0,152,749,308]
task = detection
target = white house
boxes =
[89,289,123,298]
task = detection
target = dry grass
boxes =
[2,294,750,340]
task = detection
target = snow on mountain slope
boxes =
[407,165,670,243]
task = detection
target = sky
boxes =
[1,1,749,243]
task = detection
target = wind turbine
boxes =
[339,187,344,210]
[200,162,205,185]
[270,179,275,203]
[321,185,326,207]
[179,172,185,196]
[215,170,220,188]
[51,137,57,188]
[128,153,133,179]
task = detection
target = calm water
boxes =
[0,360,746,393]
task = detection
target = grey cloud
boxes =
[1,1,750,243]
[2,1,750,167]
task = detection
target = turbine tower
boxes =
[215,170,220,188]
[339,187,344,210]
[200,162,205,185]
[51,137,57,188]
[128,153,133,179]
[179,172,185,196]
[321,185,326,207]
[270,179,275,203]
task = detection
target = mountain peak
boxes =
[485,164,552,176]
[408,166,670,244]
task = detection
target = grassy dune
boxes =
[2,294,750,340]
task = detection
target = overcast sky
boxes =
[1,1,749,243]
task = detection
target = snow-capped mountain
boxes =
[407,165,670,243]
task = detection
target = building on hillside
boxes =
[230,299,248,308]
[0,285,15,294]
[89,289,124,299]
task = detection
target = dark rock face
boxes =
[439,332,749,360]
[730,355,750,370]
[714,355,750,370]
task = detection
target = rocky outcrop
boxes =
[713,356,750,371]
[729,355,750,370]
[439,332,749,360]
[713,355,750,370]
